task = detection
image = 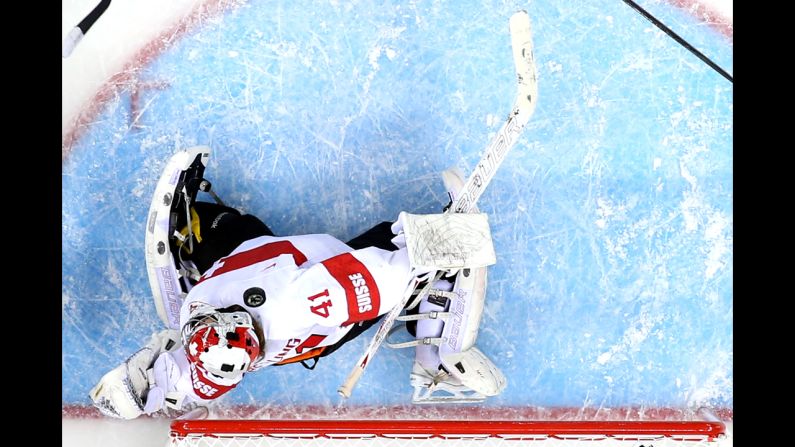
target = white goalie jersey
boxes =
[143,232,414,407]
[183,233,413,368]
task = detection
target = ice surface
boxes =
[62,0,732,414]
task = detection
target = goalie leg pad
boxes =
[440,266,487,353]
[437,267,505,396]
[414,281,452,372]
[146,146,211,329]
[407,269,505,401]
[400,168,502,404]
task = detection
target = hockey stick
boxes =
[63,0,112,58]
[337,10,538,399]
[620,0,732,83]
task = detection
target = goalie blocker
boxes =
[386,168,506,403]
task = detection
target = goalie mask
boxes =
[181,304,261,385]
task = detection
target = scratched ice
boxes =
[63,0,732,414]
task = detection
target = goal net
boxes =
[168,406,730,446]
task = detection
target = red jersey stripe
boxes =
[189,362,237,400]
[321,253,381,325]
[200,240,308,282]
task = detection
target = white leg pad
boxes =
[414,283,451,372]
[440,266,487,353]
[405,169,505,403]
[409,268,505,401]
[437,268,505,396]
[145,146,210,329]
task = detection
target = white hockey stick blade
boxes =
[337,10,538,399]
[451,10,537,214]
[509,10,538,125]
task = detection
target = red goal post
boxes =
[168,406,730,446]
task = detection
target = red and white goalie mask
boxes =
[181,304,261,385]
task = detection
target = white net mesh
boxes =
[169,420,729,447]
[171,433,726,447]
